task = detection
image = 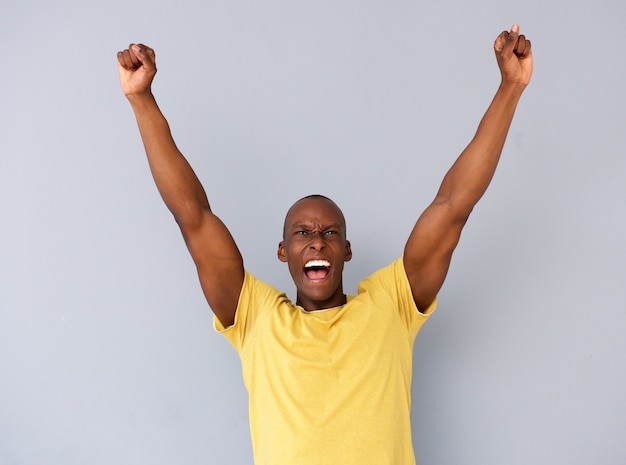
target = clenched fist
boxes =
[117,44,157,98]
[494,24,533,88]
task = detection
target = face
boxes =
[278,196,352,311]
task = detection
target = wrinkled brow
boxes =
[290,222,342,231]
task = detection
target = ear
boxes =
[344,240,352,262]
[277,241,288,262]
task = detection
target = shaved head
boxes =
[278,194,352,310]
[282,195,346,240]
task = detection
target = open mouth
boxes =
[304,259,331,280]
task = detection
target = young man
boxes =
[118,24,532,465]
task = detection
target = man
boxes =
[117,24,532,465]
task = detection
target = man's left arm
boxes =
[404,25,533,312]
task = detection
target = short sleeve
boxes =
[213,270,287,352]
[358,258,436,334]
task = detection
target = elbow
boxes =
[433,194,474,225]
[171,202,209,232]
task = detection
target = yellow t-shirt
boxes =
[215,258,436,465]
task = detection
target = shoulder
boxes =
[356,258,436,328]
[214,271,290,335]
[357,258,409,295]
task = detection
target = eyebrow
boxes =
[290,222,342,230]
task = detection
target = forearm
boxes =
[403,26,532,309]
[128,92,211,223]
[436,81,526,215]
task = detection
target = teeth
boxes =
[305,260,330,268]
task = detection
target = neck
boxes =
[296,292,347,312]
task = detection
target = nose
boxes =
[309,231,325,250]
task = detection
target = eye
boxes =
[295,230,309,236]
[324,230,338,236]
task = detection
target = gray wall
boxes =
[1,1,625,464]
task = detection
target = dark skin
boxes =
[117,25,532,326]
[278,196,352,310]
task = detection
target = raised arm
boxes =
[117,44,243,327]
[404,25,533,311]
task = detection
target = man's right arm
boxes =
[117,44,243,327]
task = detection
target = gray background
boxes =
[1,0,625,464]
